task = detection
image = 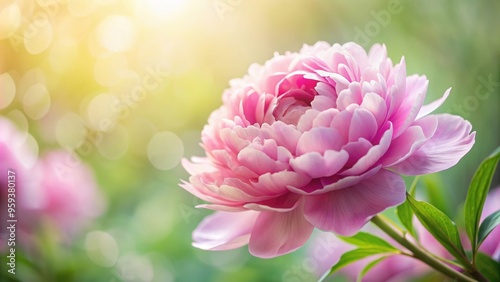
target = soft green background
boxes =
[1,0,499,281]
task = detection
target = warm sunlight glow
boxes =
[134,0,188,20]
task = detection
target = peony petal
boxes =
[380,115,437,167]
[244,193,302,212]
[193,211,259,251]
[287,165,381,195]
[360,92,388,127]
[196,204,246,212]
[182,158,217,175]
[368,44,387,68]
[385,58,407,116]
[180,179,240,206]
[304,170,406,235]
[341,122,393,176]
[248,207,313,258]
[341,138,373,168]
[349,108,378,142]
[261,122,302,153]
[337,82,363,110]
[290,150,349,178]
[238,147,286,175]
[416,88,451,119]
[252,171,311,195]
[296,127,346,155]
[391,114,475,175]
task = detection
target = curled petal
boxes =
[304,170,405,235]
[392,114,475,175]
[193,211,259,251]
[249,206,313,258]
[297,127,346,155]
[417,88,451,119]
[290,150,349,178]
[380,115,437,167]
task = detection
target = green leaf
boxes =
[478,210,500,248]
[356,256,388,282]
[475,252,500,282]
[464,147,500,253]
[397,201,417,239]
[328,248,396,276]
[406,193,469,267]
[397,177,419,238]
[338,232,398,251]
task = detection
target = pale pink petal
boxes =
[249,207,313,258]
[180,177,244,206]
[244,193,302,212]
[296,127,346,154]
[349,108,378,142]
[260,122,302,153]
[287,165,381,195]
[290,150,349,178]
[391,114,475,175]
[391,74,427,137]
[252,171,311,195]
[360,92,388,127]
[368,44,387,68]
[385,58,407,116]
[341,138,373,168]
[312,108,339,128]
[304,170,405,235]
[416,88,451,119]
[337,82,363,110]
[237,147,286,175]
[196,204,247,212]
[193,211,259,250]
[380,115,437,167]
[182,158,217,175]
[341,123,393,176]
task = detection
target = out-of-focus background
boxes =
[0,0,498,281]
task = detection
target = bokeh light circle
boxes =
[97,15,136,53]
[56,112,86,149]
[115,254,154,282]
[0,4,21,39]
[86,93,120,131]
[147,131,184,170]
[96,124,129,160]
[49,38,78,73]
[22,83,51,120]
[23,20,53,54]
[0,73,16,109]
[85,231,119,267]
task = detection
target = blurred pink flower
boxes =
[181,42,475,258]
[30,151,106,237]
[309,189,500,281]
[0,117,105,248]
[476,187,500,260]
[308,227,428,282]
[0,118,38,250]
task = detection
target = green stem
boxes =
[371,215,476,282]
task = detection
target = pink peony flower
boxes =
[181,42,475,258]
[0,117,105,247]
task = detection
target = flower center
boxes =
[272,89,315,125]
